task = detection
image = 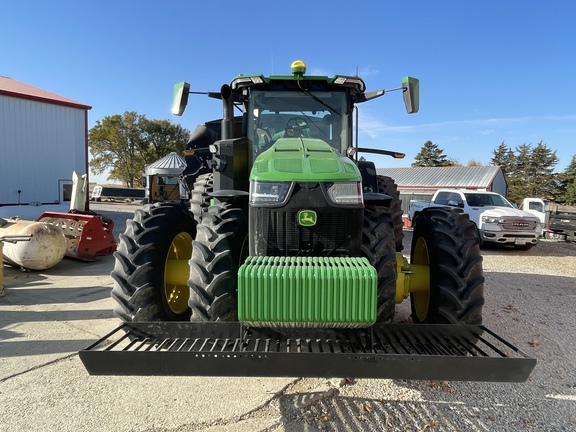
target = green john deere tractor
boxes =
[81,61,535,381]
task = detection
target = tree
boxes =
[491,141,559,204]
[89,111,190,187]
[490,141,515,175]
[507,143,534,204]
[557,154,576,204]
[528,141,558,199]
[562,179,576,205]
[412,141,455,167]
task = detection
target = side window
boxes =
[450,193,463,206]
[434,192,450,205]
[445,193,462,206]
[529,202,543,212]
[62,183,73,202]
[466,195,478,206]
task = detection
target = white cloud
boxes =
[360,114,576,137]
[357,66,380,77]
[308,68,332,76]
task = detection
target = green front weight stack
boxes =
[238,256,377,328]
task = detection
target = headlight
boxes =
[325,182,363,205]
[481,216,501,224]
[250,181,292,205]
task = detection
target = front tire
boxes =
[377,175,404,252]
[188,202,248,322]
[111,203,196,321]
[410,207,484,324]
[362,205,397,323]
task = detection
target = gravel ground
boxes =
[2,201,575,431]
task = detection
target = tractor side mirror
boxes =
[402,77,419,114]
[172,82,190,116]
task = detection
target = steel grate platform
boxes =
[79,322,536,382]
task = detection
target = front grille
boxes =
[265,208,350,254]
[502,234,538,239]
[250,184,362,256]
[500,218,537,231]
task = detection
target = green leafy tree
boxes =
[412,140,455,167]
[140,119,189,166]
[89,111,190,187]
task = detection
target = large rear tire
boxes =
[377,175,404,251]
[362,204,397,323]
[188,202,248,321]
[111,202,195,321]
[410,207,484,324]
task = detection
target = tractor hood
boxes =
[250,138,361,183]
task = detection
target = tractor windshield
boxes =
[247,90,350,160]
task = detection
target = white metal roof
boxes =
[146,152,187,176]
[376,166,502,190]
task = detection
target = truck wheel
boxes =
[377,175,404,251]
[188,203,248,321]
[410,208,484,324]
[111,202,195,321]
[362,204,397,323]
[190,173,213,222]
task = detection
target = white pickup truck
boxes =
[409,189,543,249]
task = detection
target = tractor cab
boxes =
[174,60,419,177]
[247,90,348,157]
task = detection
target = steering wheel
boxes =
[285,117,309,137]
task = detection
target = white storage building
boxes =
[0,77,91,218]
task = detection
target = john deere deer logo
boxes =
[298,210,317,227]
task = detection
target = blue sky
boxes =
[2,1,575,183]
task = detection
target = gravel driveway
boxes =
[1,201,575,431]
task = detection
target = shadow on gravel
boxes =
[277,380,574,431]
[278,392,506,431]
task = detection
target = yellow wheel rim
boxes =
[164,231,193,314]
[412,237,431,322]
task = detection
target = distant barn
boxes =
[376,166,507,216]
[0,77,91,218]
